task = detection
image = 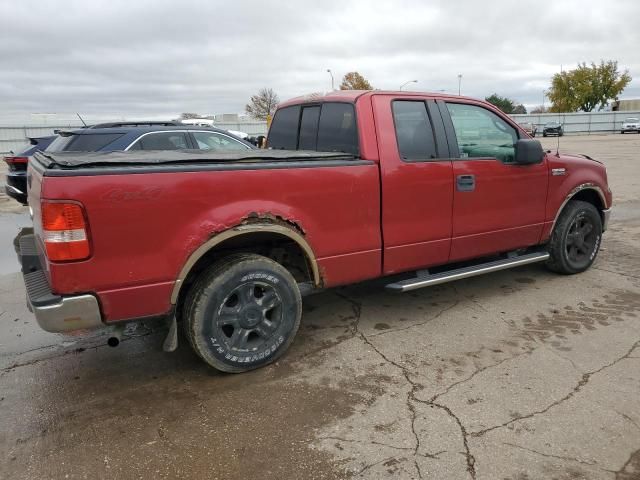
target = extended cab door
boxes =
[440,100,548,261]
[373,96,454,275]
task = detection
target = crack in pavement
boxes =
[470,339,640,438]
[316,435,414,453]
[503,442,616,474]
[428,348,534,404]
[334,291,476,480]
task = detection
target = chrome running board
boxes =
[386,252,550,292]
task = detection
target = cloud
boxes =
[0,0,638,121]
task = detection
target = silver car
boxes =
[621,117,640,134]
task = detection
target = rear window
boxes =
[268,106,300,150]
[268,102,358,155]
[46,133,124,152]
[316,103,358,154]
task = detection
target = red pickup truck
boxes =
[17,90,612,373]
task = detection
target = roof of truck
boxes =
[278,90,475,108]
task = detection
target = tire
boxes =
[546,200,602,275]
[183,253,302,373]
[543,132,547,137]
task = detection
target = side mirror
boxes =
[514,138,544,165]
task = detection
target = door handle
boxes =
[456,174,475,192]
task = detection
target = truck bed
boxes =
[28,150,382,322]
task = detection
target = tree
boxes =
[339,71,374,90]
[485,94,516,114]
[547,60,631,113]
[180,112,202,119]
[245,88,280,120]
[513,104,527,114]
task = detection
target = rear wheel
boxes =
[546,200,602,274]
[183,253,302,372]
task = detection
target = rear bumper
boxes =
[17,232,103,333]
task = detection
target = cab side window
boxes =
[392,101,437,160]
[446,103,518,163]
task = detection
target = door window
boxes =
[392,101,437,161]
[446,103,518,163]
[192,131,250,151]
[130,132,190,150]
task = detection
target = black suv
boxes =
[4,122,254,205]
[542,122,564,137]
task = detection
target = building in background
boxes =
[612,99,640,111]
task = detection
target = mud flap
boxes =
[162,315,178,352]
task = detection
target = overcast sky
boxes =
[1,0,639,122]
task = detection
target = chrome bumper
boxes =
[18,232,103,333]
[602,208,611,232]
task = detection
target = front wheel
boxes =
[183,253,302,372]
[546,200,602,274]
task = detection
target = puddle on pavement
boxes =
[0,211,30,275]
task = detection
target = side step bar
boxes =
[386,252,550,292]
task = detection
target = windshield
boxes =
[545,122,560,127]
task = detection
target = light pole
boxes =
[457,74,463,95]
[542,90,547,110]
[399,80,418,91]
[326,69,334,91]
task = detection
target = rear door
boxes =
[441,100,548,261]
[373,95,454,275]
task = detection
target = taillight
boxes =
[3,156,28,166]
[41,202,91,261]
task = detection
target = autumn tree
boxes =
[547,60,631,112]
[245,88,280,120]
[339,72,374,90]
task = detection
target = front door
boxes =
[441,101,548,262]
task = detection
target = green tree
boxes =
[245,88,280,120]
[547,60,631,112]
[513,104,527,114]
[485,94,516,114]
[339,71,374,90]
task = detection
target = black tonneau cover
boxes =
[34,150,355,169]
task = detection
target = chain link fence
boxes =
[510,111,640,135]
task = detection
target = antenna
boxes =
[556,122,561,157]
[76,113,88,127]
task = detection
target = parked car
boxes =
[46,123,254,153]
[620,117,640,134]
[518,122,537,137]
[3,136,56,204]
[542,122,564,137]
[16,90,611,373]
